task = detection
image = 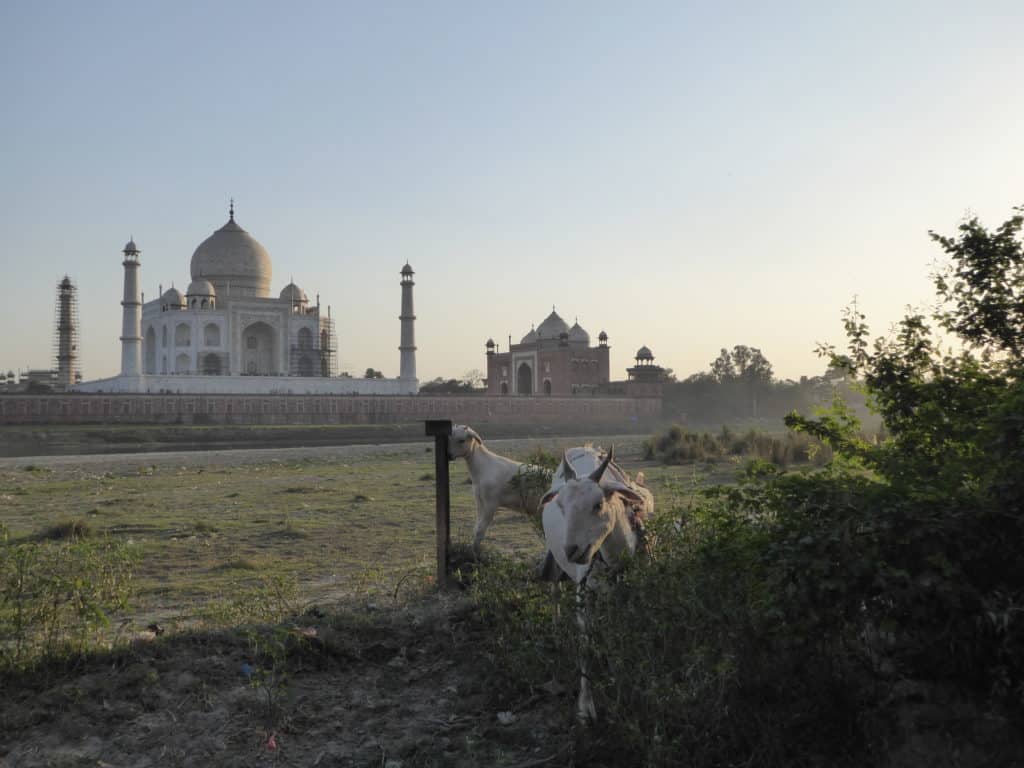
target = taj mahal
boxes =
[75,204,419,395]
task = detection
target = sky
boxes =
[1,1,1022,384]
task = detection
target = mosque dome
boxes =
[568,321,590,345]
[190,209,272,298]
[401,263,414,276]
[123,239,139,254]
[162,287,185,308]
[635,345,654,361]
[280,282,308,304]
[598,330,608,343]
[536,309,570,340]
[187,278,215,297]
[520,326,539,345]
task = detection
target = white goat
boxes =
[447,425,553,552]
[540,445,654,723]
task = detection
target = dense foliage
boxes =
[643,423,832,466]
[475,207,1024,766]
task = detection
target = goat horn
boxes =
[562,449,577,481]
[589,445,614,482]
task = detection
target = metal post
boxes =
[425,419,452,588]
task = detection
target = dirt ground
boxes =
[1,593,571,768]
[1,441,629,767]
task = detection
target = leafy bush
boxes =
[0,535,138,669]
[474,207,1024,765]
[643,424,832,467]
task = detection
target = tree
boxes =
[461,369,485,389]
[364,368,384,379]
[784,205,1024,695]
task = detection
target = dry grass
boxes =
[0,436,701,631]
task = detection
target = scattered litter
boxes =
[266,733,278,750]
[497,711,516,726]
[241,662,254,679]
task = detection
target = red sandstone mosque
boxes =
[484,308,664,397]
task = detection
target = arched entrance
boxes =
[242,322,276,375]
[202,354,222,375]
[543,379,552,396]
[297,355,314,377]
[500,382,509,395]
[517,362,533,395]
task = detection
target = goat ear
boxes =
[562,450,577,481]
[540,489,560,509]
[603,484,645,506]
[589,445,614,482]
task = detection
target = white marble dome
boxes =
[187,278,215,297]
[279,282,307,304]
[162,286,185,308]
[190,213,272,298]
[536,309,570,340]
[520,327,539,344]
[568,321,590,345]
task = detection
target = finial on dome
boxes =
[229,198,235,220]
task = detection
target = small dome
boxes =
[635,345,654,361]
[598,330,608,342]
[187,278,216,297]
[123,239,139,253]
[401,263,414,276]
[568,321,590,345]
[485,338,495,347]
[280,282,308,303]
[520,327,538,345]
[162,287,185,307]
[537,309,570,340]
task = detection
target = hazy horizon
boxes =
[2,2,1022,384]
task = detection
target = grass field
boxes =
[0,436,733,631]
[1,436,751,767]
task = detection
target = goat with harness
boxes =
[539,445,654,722]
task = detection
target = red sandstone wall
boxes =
[0,394,662,427]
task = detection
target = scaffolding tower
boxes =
[53,275,80,390]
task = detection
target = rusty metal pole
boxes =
[425,419,452,588]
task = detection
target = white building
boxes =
[76,204,418,395]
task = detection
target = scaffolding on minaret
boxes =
[53,275,80,390]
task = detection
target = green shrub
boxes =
[643,424,832,467]
[0,537,137,669]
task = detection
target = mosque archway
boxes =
[204,323,221,347]
[298,327,313,350]
[297,355,314,377]
[145,327,157,375]
[543,379,552,396]
[242,321,276,375]
[501,382,509,395]
[517,362,533,395]
[175,353,190,373]
[175,323,191,347]
[201,354,222,376]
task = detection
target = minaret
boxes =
[120,238,142,377]
[399,262,417,382]
[55,276,79,390]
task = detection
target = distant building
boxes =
[75,203,418,395]
[484,308,610,395]
[624,346,666,398]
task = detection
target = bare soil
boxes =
[1,593,572,768]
